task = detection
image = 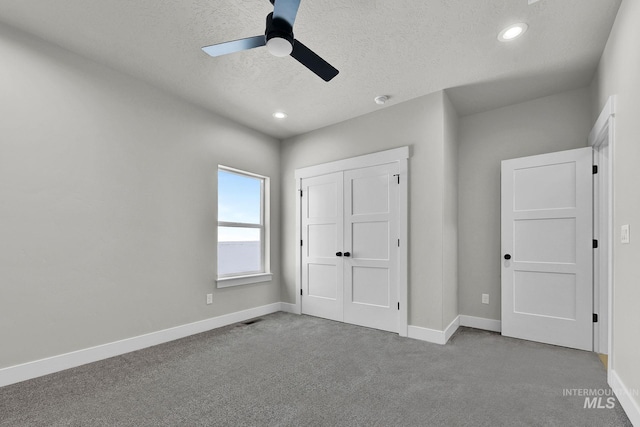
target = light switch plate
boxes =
[621,224,630,244]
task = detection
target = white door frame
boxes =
[294,147,409,337]
[588,96,616,359]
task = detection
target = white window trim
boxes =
[216,165,271,288]
[217,273,273,288]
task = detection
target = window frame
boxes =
[216,165,272,288]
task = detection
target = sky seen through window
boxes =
[218,170,261,242]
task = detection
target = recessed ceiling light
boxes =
[273,111,288,119]
[498,23,528,42]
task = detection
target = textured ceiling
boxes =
[0,0,621,138]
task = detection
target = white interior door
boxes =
[501,147,593,351]
[344,164,399,333]
[301,172,343,322]
[301,163,399,333]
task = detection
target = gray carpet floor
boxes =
[0,312,632,426]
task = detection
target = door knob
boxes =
[504,254,511,260]
[336,252,343,257]
[344,252,351,257]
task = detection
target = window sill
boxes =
[216,273,273,288]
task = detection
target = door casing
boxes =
[589,95,616,359]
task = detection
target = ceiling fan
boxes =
[201,0,339,82]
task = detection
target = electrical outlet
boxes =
[206,294,213,305]
[482,294,489,305]
[621,224,630,244]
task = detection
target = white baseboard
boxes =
[610,369,640,426]
[279,302,299,314]
[444,316,460,343]
[0,302,283,388]
[0,308,503,389]
[408,316,460,345]
[459,315,501,333]
[408,325,446,345]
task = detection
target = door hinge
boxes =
[299,189,303,197]
[393,174,400,184]
[300,289,303,296]
[593,239,598,249]
[593,165,598,174]
[397,302,400,310]
[301,240,303,246]
[593,313,598,323]
[398,239,400,247]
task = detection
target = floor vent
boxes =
[241,318,263,326]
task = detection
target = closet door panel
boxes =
[343,164,399,333]
[300,172,344,321]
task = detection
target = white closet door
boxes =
[343,163,399,333]
[301,172,344,322]
[501,147,593,351]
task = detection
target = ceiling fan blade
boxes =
[202,35,266,57]
[273,0,301,27]
[290,39,339,82]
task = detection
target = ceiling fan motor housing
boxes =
[265,12,294,56]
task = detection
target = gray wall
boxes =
[457,87,592,320]
[592,0,640,411]
[0,23,281,369]
[281,91,458,331]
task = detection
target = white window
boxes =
[216,166,271,288]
